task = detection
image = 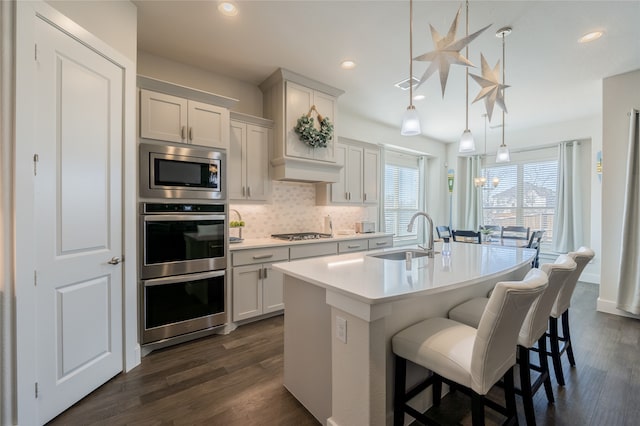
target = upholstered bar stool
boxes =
[548,246,595,386]
[448,256,577,426]
[392,269,548,426]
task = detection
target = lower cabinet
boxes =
[232,263,284,321]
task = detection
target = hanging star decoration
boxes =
[413,7,491,97]
[469,54,509,121]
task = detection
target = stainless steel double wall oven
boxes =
[139,142,228,346]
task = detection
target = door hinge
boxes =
[33,154,39,176]
[35,382,38,398]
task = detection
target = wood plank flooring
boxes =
[48,282,640,426]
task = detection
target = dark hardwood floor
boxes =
[48,282,640,426]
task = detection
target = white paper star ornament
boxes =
[470,54,509,121]
[413,7,491,97]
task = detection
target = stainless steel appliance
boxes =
[271,232,332,241]
[139,202,228,345]
[355,221,376,233]
[141,270,226,344]
[139,142,225,200]
[140,202,226,279]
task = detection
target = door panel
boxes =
[229,120,246,199]
[188,100,228,149]
[35,16,123,424]
[246,124,270,201]
[140,89,187,143]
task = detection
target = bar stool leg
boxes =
[518,346,536,426]
[549,317,565,386]
[471,392,486,426]
[503,367,518,426]
[562,310,576,366]
[433,373,442,407]
[394,355,406,426]
[538,335,555,404]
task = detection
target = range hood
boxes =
[260,68,344,183]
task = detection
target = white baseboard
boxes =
[596,298,640,319]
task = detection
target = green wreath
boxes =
[294,105,334,148]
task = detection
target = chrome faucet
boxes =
[407,211,435,257]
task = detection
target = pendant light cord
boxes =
[409,0,414,108]
[501,31,506,147]
[465,0,469,130]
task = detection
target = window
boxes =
[482,156,558,243]
[384,151,423,243]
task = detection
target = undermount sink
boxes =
[368,249,437,261]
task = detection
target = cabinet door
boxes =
[363,148,380,204]
[311,90,337,163]
[330,144,348,203]
[140,89,187,143]
[346,145,364,203]
[232,265,263,321]
[263,263,284,314]
[229,120,247,200]
[245,124,270,201]
[285,81,314,160]
[188,100,229,149]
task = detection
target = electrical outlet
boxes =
[336,316,347,343]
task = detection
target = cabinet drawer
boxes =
[368,236,393,250]
[290,242,338,260]
[233,247,289,266]
[338,240,368,254]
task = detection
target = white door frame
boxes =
[14,2,139,424]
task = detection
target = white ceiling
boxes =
[134,0,640,144]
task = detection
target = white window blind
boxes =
[384,151,421,242]
[482,157,558,243]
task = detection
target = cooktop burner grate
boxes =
[271,232,333,241]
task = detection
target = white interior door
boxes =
[34,16,124,424]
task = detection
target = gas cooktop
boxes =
[271,232,333,241]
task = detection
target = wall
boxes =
[599,69,640,317]
[138,51,263,116]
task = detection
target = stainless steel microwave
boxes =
[139,142,226,200]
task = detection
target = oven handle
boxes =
[143,269,225,287]
[143,214,226,222]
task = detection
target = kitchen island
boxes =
[273,242,536,426]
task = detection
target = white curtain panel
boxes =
[463,155,482,231]
[552,141,584,252]
[617,109,640,315]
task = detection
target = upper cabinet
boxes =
[229,112,273,202]
[137,76,238,150]
[260,68,344,183]
[316,139,380,205]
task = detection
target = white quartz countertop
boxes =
[228,232,393,251]
[273,242,537,304]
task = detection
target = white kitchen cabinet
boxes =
[140,88,230,150]
[338,240,368,254]
[230,113,273,202]
[368,235,393,250]
[260,68,344,182]
[232,246,288,321]
[316,140,380,205]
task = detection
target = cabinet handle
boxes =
[348,244,360,249]
[253,254,274,260]
[181,126,186,140]
[263,267,268,279]
[189,127,193,141]
[258,268,262,280]
[345,192,349,200]
[376,241,388,246]
[247,186,251,198]
[242,186,246,197]
[364,193,367,201]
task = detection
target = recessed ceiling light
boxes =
[218,2,238,17]
[578,31,604,43]
[340,60,356,70]
[413,94,425,101]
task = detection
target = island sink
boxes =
[367,249,436,260]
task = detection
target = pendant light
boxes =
[495,27,511,163]
[459,0,475,153]
[401,0,421,136]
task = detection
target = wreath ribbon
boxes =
[294,105,334,148]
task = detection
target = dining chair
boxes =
[527,230,545,268]
[452,229,481,244]
[436,225,452,239]
[448,256,577,426]
[501,225,531,240]
[392,268,548,426]
[547,246,596,386]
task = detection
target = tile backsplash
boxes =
[230,181,378,239]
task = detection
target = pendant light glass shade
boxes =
[401,106,421,136]
[496,143,511,163]
[459,129,475,152]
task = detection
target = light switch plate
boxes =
[336,316,347,343]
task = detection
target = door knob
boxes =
[107,256,122,265]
